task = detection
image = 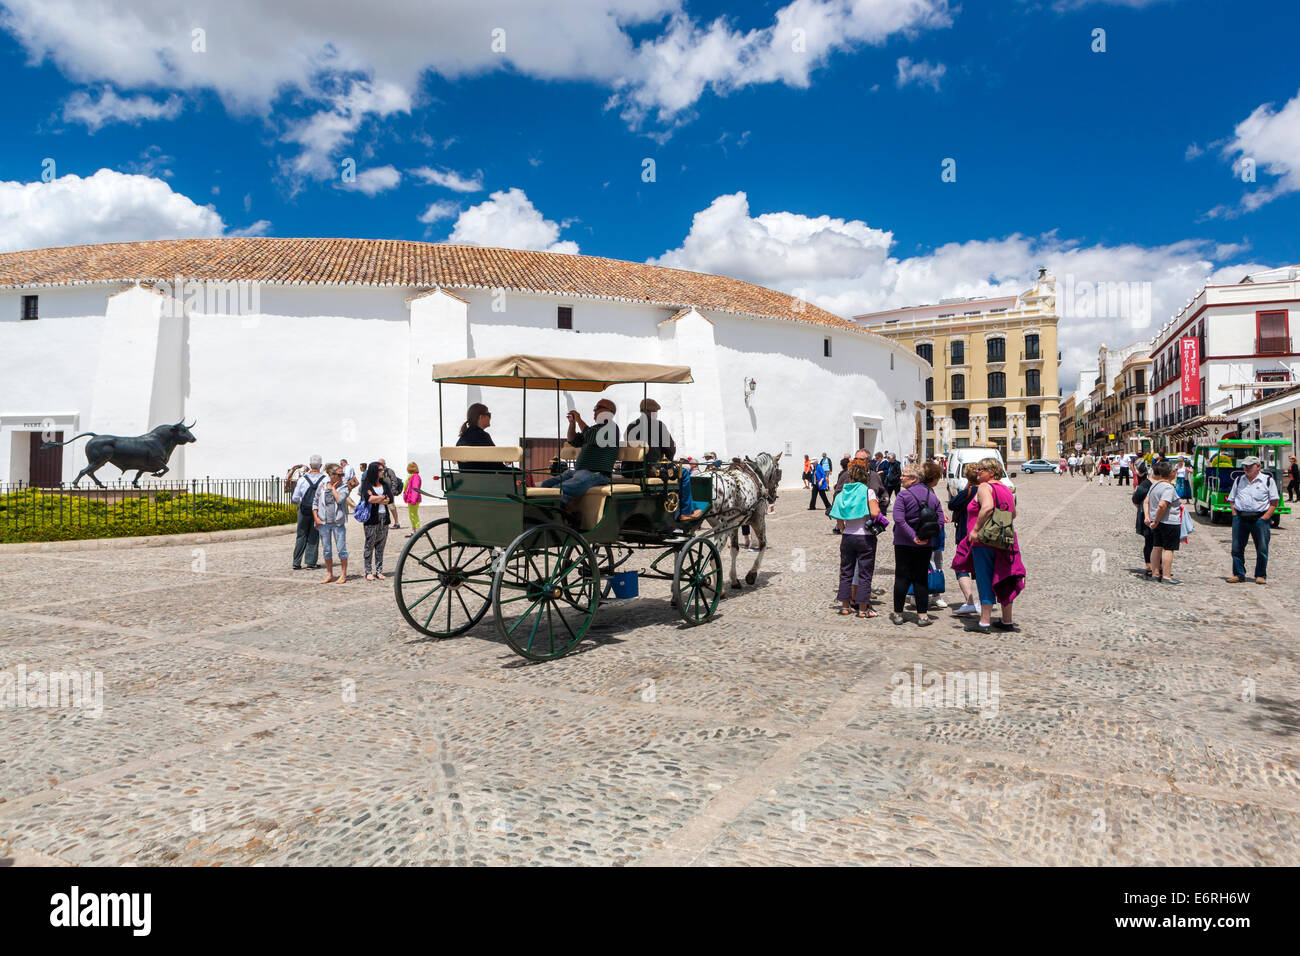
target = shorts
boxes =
[1151,522,1181,551]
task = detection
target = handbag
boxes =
[907,555,947,594]
[1178,505,1194,541]
[975,484,1015,549]
[353,499,372,523]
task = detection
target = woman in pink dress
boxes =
[951,457,1026,633]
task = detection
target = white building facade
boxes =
[0,239,927,488]
[1149,266,1300,450]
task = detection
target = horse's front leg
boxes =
[727,526,742,589]
[745,512,767,585]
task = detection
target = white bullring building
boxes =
[0,238,927,487]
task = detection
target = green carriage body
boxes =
[1191,438,1291,526]
[441,465,691,548]
[393,353,731,661]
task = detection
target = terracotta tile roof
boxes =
[0,237,864,331]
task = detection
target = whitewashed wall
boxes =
[0,282,925,488]
[0,287,120,482]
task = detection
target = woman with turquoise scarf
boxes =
[830,461,881,618]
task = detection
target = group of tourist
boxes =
[290,456,428,583]
[825,450,1026,631]
[1127,453,1281,585]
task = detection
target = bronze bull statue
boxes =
[42,421,197,488]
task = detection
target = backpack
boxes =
[906,486,941,541]
[976,483,1016,549]
[385,467,404,495]
[298,474,323,516]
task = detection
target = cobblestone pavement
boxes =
[1,476,1297,866]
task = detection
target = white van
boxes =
[945,446,1015,498]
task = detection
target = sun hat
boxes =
[1241,455,1263,466]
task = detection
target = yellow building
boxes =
[856,269,1062,464]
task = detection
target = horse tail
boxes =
[39,431,96,450]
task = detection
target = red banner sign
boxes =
[1180,336,1200,405]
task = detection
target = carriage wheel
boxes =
[492,523,599,661]
[672,536,722,626]
[394,517,494,638]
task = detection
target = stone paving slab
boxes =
[1,477,1297,865]
[693,740,1299,866]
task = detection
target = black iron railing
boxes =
[0,477,294,542]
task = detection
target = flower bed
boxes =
[0,489,296,544]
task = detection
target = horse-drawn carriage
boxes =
[392,354,781,661]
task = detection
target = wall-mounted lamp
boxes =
[743,378,757,406]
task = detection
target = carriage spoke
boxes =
[405,584,442,612]
[507,594,547,636]
[421,588,447,630]
[523,600,546,653]
[554,601,579,642]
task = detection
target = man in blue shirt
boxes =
[808,453,832,509]
[1227,455,1280,584]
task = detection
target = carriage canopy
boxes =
[432,354,694,391]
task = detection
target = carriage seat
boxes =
[439,445,523,464]
[575,483,641,529]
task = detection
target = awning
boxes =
[1164,415,1234,440]
[432,354,694,391]
[1233,386,1300,422]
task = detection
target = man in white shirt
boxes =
[291,455,325,570]
[1227,455,1280,584]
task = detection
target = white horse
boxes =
[701,452,782,596]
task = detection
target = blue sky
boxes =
[1,0,1298,379]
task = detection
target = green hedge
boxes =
[0,489,296,544]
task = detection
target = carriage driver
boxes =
[622,397,676,479]
[542,397,621,513]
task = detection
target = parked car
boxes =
[1021,459,1059,473]
[945,445,1015,498]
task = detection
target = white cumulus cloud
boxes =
[446,187,578,254]
[0,169,257,251]
[1212,87,1300,216]
[61,87,183,131]
[651,192,1270,384]
[3,0,952,167]
[410,166,484,193]
[337,164,402,196]
[895,57,945,91]
[418,200,461,224]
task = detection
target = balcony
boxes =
[1020,387,1043,397]
[1121,384,1148,398]
[1019,349,1043,363]
[1257,335,1294,355]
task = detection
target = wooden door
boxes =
[30,431,62,486]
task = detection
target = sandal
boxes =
[857,609,877,619]
[916,616,934,627]
[838,607,854,616]
[889,612,905,626]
